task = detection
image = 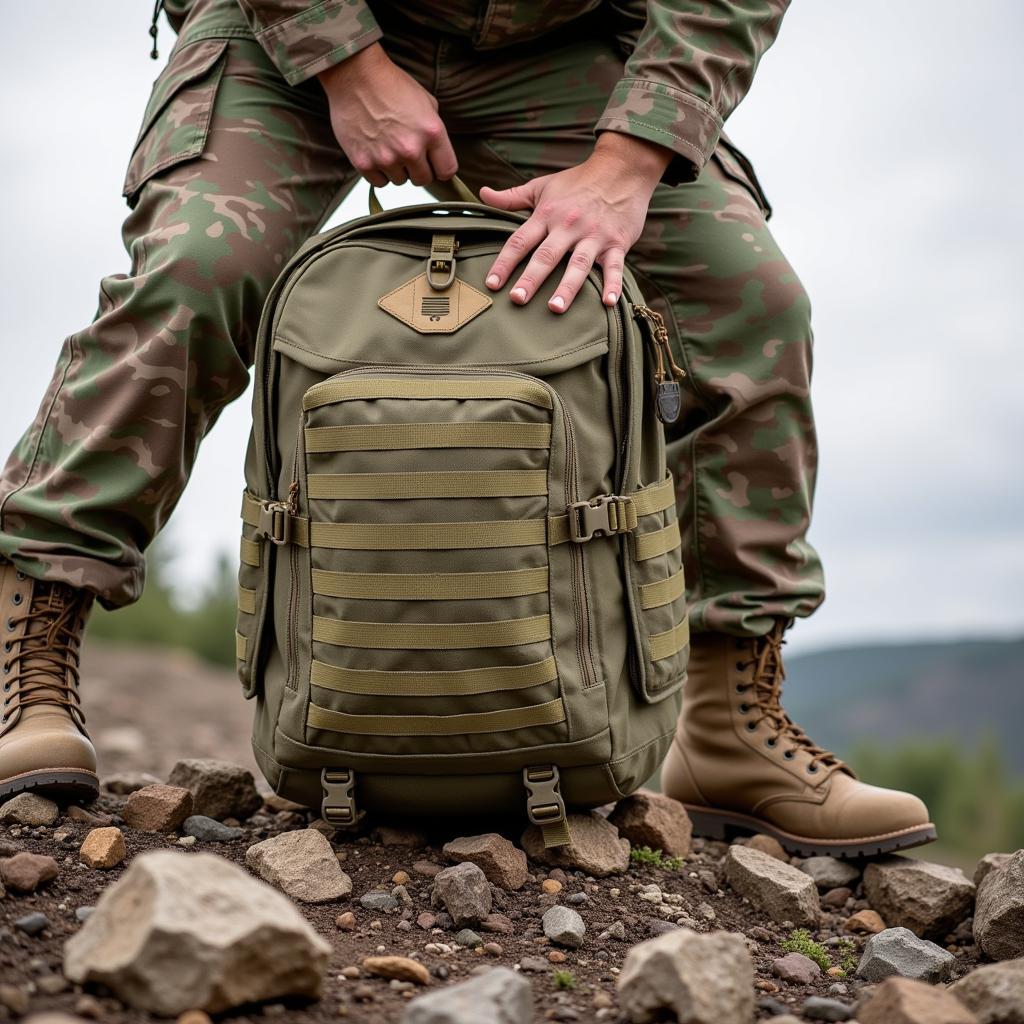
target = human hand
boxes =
[317,43,458,187]
[479,133,670,313]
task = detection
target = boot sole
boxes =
[0,767,99,802]
[683,804,938,859]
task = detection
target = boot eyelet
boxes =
[734,661,746,671]
[783,750,795,760]
[738,702,749,714]
[6,619,13,631]
[15,571,26,581]
[11,593,22,606]
[745,721,757,733]
[766,737,777,748]
[807,764,819,774]
[2,642,9,653]
[735,683,747,694]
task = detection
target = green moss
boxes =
[780,928,831,973]
[629,845,685,871]
[834,938,859,978]
[553,970,577,990]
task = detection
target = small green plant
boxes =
[629,845,684,871]
[553,969,577,990]
[780,928,831,973]
[835,938,858,978]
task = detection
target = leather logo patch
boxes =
[378,273,491,334]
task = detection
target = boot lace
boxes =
[3,582,88,727]
[736,622,842,775]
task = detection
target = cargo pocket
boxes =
[122,38,228,207]
[712,136,772,220]
[625,472,689,702]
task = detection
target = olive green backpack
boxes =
[236,179,688,845]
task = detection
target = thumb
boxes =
[479,181,538,211]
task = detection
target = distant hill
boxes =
[782,636,1024,774]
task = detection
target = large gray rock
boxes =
[0,792,59,826]
[431,862,492,928]
[167,758,263,821]
[63,850,329,1015]
[608,792,692,857]
[725,844,820,926]
[856,926,956,983]
[951,958,1024,1024]
[974,850,1024,960]
[975,853,1013,889]
[800,856,860,892]
[403,967,531,1024]
[542,905,586,949]
[521,812,630,877]
[442,834,528,891]
[245,829,352,903]
[863,855,975,940]
[618,928,754,1024]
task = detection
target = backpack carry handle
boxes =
[368,174,479,215]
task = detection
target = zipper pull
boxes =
[634,304,685,424]
[149,0,165,60]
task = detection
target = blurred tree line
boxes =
[92,547,1023,863]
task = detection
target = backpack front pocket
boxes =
[286,370,592,759]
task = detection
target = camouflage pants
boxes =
[0,1,824,636]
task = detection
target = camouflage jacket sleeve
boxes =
[236,0,382,85]
[596,0,790,184]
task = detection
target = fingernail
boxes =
[486,274,500,289]
[510,288,527,303]
[550,295,565,311]
[607,292,618,304]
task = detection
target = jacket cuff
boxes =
[595,78,723,186]
[253,0,383,86]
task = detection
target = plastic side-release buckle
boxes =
[568,495,637,543]
[321,767,358,827]
[257,500,292,546]
[524,765,570,848]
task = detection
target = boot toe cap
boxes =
[0,720,97,781]
[831,777,931,839]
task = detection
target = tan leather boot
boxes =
[662,621,936,858]
[0,561,98,800]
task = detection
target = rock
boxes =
[360,891,399,913]
[402,966,531,1024]
[481,913,514,934]
[823,887,853,909]
[363,956,431,986]
[122,784,193,832]
[725,844,820,926]
[167,759,263,822]
[858,977,978,1024]
[79,828,126,870]
[618,928,754,1024]
[747,834,789,862]
[75,906,94,922]
[521,812,630,878]
[802,996,855,1021]
[0,851,60,892]
[442,834,528,891]
[542,878,562,894]
[336,911,356,931]
[542,906,585,949]
[857,927,956,983]
[245,829,352,903]
[0,985,30,1014]
[845,909,887,934]
[454,928,482,947]
[950,958,1024,1024]
[863,855,975,940]
[15,912,50,935]
[974,850,1024,960]
[431,862,492,927]
[600,920,627,941]
[102,771,161,794]
[519,956,550,973]
[414,860,441,877]
[66,806,114,826]
[771,952,822,985]
[801,856,860,892]
[183,815,246,842]
[607,792,692,857]
[63,850,329,1014]
[975,853,1013,889]
[0,792,59,826]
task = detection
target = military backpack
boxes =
[236,180,689,845]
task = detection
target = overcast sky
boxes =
[1,3,1021,654]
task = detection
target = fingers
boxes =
[479,183,538,211]
[598,247,625,307]
[546,238,606,313]
[484,214,547,292]
[428,131,459,183]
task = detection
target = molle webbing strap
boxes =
[312,613,551,650]
[308,519,547,551]
[238,585,257,615]
[304,421,552,452]
[310,655,558,696]
[639,570,685,610]
[308,697,566,736]
[235,631,247,660]
[303,377,553,412]
[312,566,549,601]
[240,537,261,567]
[649,617,690,661]
[307,470,548,500]
[547,475,676,545]
[635,519,681,561]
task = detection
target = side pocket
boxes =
[122,38,229,207]
[237,493,270,699]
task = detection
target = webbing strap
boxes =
[310,655,557,696]
[303,378,553,412]
[313,613,551,650]
[312,566,549,601]
[304,421,552,452]
[308,519,547,551]
[240,537,261,567]
[635,519,681,561]
[308,697,566,736]
[307,470,548,500]
[547,476,676,545]
[639,569,685,610]
[649,617,691,661]
[238,585,257,615]
[235,631,247,660]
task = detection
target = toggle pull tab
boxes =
[634,304,686,424]
[426,233,457,291]
[149,0,166,59]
